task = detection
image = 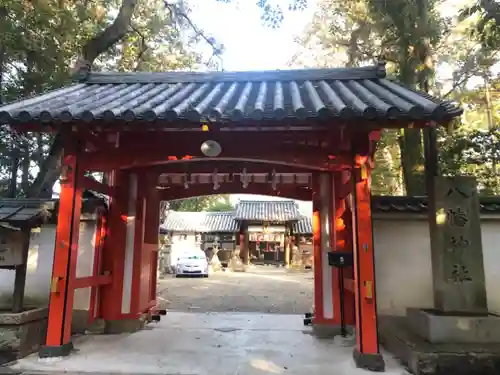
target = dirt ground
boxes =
[157,266,314,314]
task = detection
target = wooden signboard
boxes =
[0,228,24,267]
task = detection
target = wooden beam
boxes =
[73,275,113,289]
[157,182,312,201]
[80,130,113,151]
[83,151,344,172]
[81,130,352,170]
[117,129,344,148]
[81,176,115,196]
[133,161,312,174]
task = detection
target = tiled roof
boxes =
[161,211,239,233]
[0,64,461,125]
[0,199,55,225]
[293,217,313,234]
[374,196,500,215]
[235,200,301,221]
[291,196,500,235]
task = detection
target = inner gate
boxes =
[0,62,460,371]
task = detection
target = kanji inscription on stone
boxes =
[447,236,470,253]
[431,176,487,313]
[449,264,472,284]
[446,186,472,199]
[446,207,469,227]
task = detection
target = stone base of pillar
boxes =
[104,316,147,334]
[407,308,500,343]
[379,314,500,375]
[39,342,74,358]
[353,349,385,372]
[0,308,48,363]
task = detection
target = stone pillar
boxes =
[430,176,487,313]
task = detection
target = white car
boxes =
[175,250,209,277]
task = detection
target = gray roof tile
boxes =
[162,211,239,233]
[0,199,55,224]
[293,217,313,234]
[235,200,300,221]
[159,196,500,235]
[0,64,461,125]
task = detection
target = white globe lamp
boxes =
[200,140,222,157]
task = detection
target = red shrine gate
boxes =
[0,62,460,371]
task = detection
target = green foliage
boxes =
[205,196,234,212]
[371,130,404,195]
[216,0,306,28]
[168,195,233,212]
[293,0,500,196]
[460,0,500,50]
[0,0,202,197]
[440,127,500,194]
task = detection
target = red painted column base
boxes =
[351,165,385,372]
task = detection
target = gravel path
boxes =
[157,267,313,314]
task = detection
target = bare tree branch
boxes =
[129,23,149,71]
[164,1,224,68]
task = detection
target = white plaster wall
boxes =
[373,216,500,316]
[171,233,197,247]
[74,222,97,310]
[0,221,98,310]
[478,221,500,315]
[373,218,433,316]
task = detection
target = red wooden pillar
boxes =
[312,174,321,317]
[144,176,160,308]
[239,230,249,264]
[312,173,336,326]
[351,164,385,371]
[333,173,355,327]
[100,170,129,322]
[328,173,341,326]
[40,139,83,358]
[131,172,147,314]
[88,208,107,324]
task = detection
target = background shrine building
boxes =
[160,200,313,266]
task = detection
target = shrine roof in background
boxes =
[162,211,239,233]
[0,199,55,227]
[293,216,312,234]
[0,63,462,129]
[234,199,301,222]
[374,196,500,215]
[160,196,500,237]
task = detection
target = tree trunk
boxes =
[21,144,30,194]
[8,150,19,198]
[399,129,425,195]
[78,0,138,69]
[398,56,426,195]
[26,133,63,198]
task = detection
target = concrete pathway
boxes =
[8,312,408,375]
